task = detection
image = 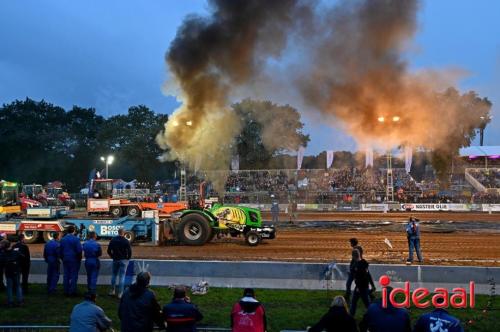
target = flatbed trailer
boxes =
[0,207,158,244]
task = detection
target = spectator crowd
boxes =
[0,229,466,332]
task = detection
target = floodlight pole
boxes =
[386,150,394,202]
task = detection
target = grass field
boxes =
[0,285,498,331]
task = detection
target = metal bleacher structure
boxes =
[465,167,500,194]
[192,167,423,204]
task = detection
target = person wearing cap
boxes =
[44,231,61,294]
[308,296,357,332]
[413,297,464,332]
[163,285,203,332]
[231,288,267,332]
[405,216,423,264]
[83,231,102,293]
[13,233,31,293]
[69,292,112,332]
[59,225,83,296]
[119,271,164,332]
[359,287,411,332]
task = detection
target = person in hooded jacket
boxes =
[118,271,164,332]
[413,298,464,332]
[359,287,411,332]
[164,286,203,332]
[231,288,267,332]
[309,296,357,332]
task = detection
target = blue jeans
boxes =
[350,287,371,316]
[46,259,60,293]
[408,237,423,262]
[111,259,128,295]
[85,258,100,293]
[6,274,23,305]
[63,259,80,295]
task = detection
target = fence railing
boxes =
[0,327,231,332]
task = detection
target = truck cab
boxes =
[0,181,22,216]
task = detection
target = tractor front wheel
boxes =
[245,230,261,247]
[177,214,211,246]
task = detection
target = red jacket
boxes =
[231,297,266,332]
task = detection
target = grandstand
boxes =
[192,167,423,204]
[153,147,500,205]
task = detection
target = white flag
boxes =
[326,150,334,168]
[297,146,305,170]
[231,155,239,172]
[404,146,412,173]
[365,147,374,168]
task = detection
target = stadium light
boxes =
[172,120,179,127]
[377,116,385,123]
[100,155,114,179]
[392,116,400,122]
[186,120,193,126]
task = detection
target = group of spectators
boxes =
[69,274,268,332]
[1,225,464,332]
[326,235,461,332]
[468,168,500,189]
[42,225,132,298]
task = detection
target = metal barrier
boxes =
[0,327,70,332]
[0,327,230,332]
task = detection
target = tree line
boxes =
[0,98,173,191]
[0,98,309,192]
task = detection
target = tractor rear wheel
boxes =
[127,206,140,218]
[110,206,122,218]
[23,230,40,244]
[245,230,261,246]
[177,214,211,246]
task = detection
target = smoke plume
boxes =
[158,0,491,176]
[156,0,308,173]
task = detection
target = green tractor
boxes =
[166,184,275,246]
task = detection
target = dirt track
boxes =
[27,212,500,266]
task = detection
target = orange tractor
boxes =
[86,178,186,218]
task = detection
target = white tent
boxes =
[459,146,500,157]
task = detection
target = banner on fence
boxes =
[401,203,450,211]
[482,204,500,212]
[361,204,387,211]
[401,203,471,211]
